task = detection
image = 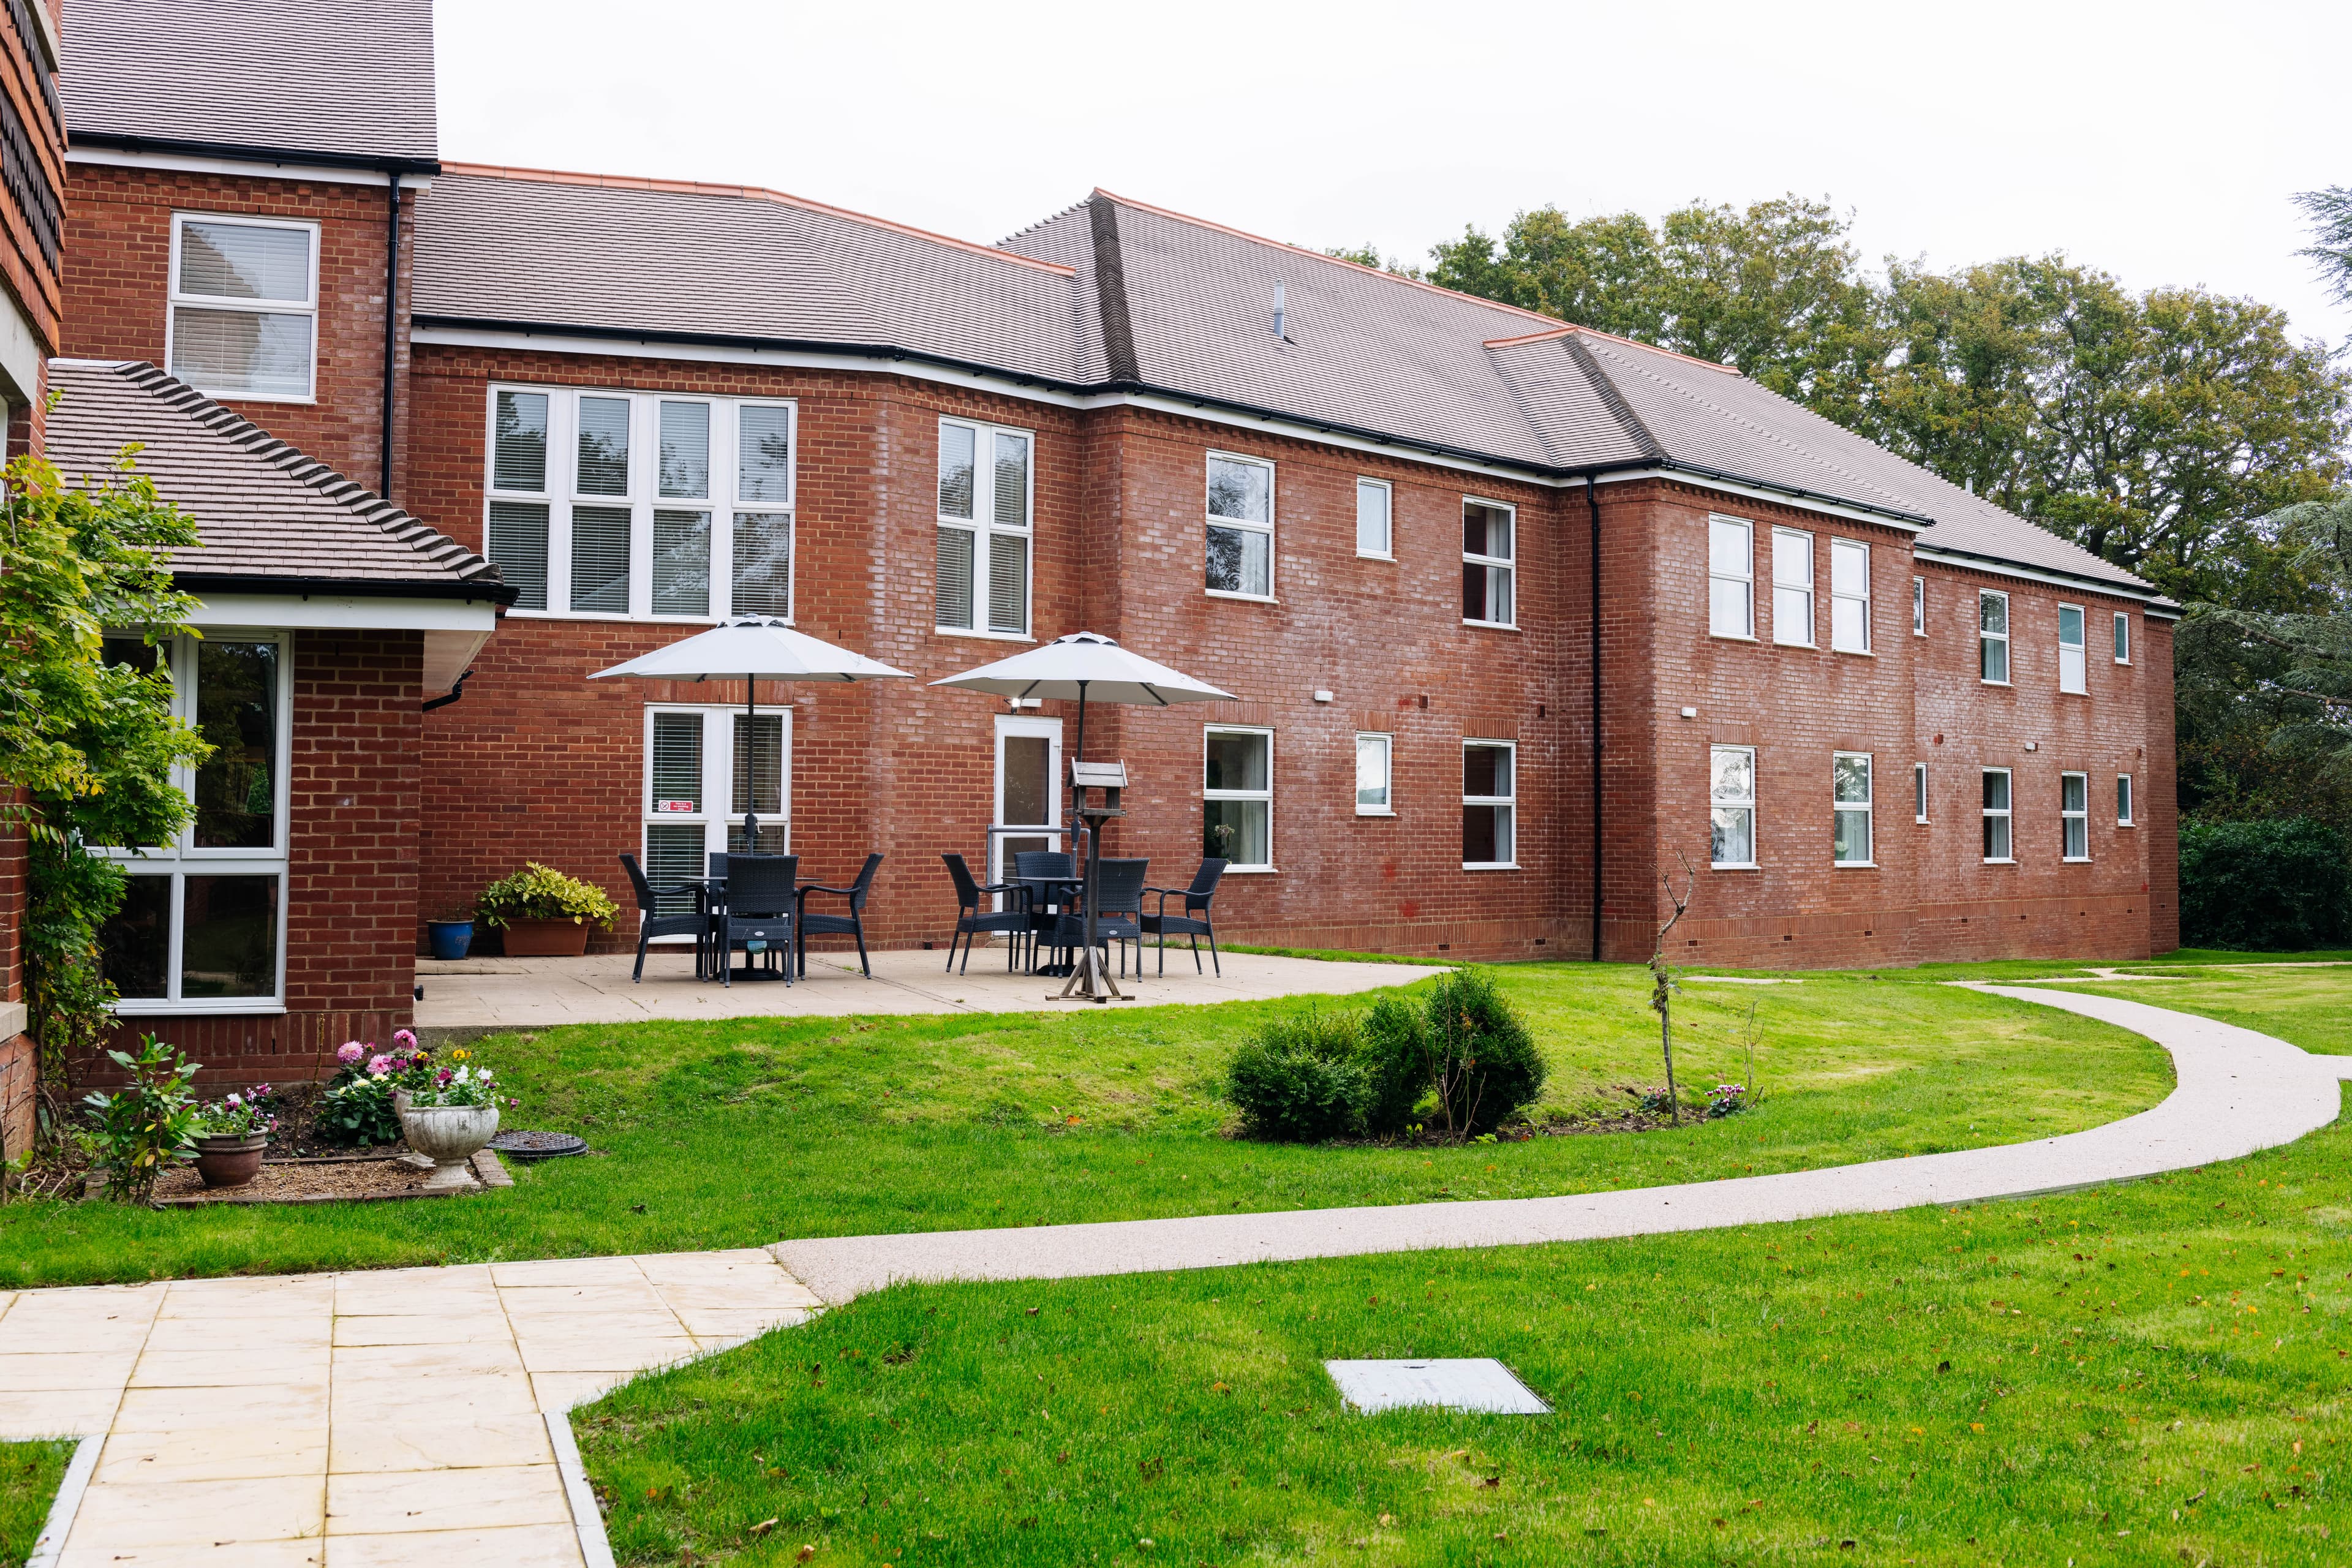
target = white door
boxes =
[643,704,792,932]
[992,715,1063,897]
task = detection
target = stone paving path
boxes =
[6,986,2349,1562]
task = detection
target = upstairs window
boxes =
[2058,605,2087,694]
[1830,538,1871,653]
[937,418,1035,636]
[1463,741,1517,867]
[2114,610,2132,665]
[1833,753,1873,865]
[2060,771,2090,859]
[1772,527,1814,646]
[1914,762,1929,823]
[1355,733,1393,815]
[2117,773,2135,826]
[1979,590,2010,683]
[1206,453,1274,598]
[1981,768,2013,862]
[168,214,317,401]
[1356,478,1393,558]
[1708,516,1754,638]
[1462,500,1516,626]
[486,386,795,620]
[1912,576,1926,636]
[1709,745,1756,868]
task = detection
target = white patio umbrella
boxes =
[933,632,1234,999]
[591,617,912,845]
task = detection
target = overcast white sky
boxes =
[440,0,2352,350]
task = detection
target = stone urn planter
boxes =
[498,918,591,958]
[191,1133,268,1189]
[397,1102,502,1191]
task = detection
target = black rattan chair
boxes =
[1053,857,1149,976]
[1014,850,1077,973]
[715,853,797,987]
[1140,858,1229,976]
[943,853,1030,974]
[797,853,883,978]
[619,853,708,982]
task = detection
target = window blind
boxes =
[486,501,550,611]
[733,512,793,618]
[652,510,710,616]
[571,505,632,613]
[987,533,1028,634]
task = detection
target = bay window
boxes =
[1462,500,1516,626]
[167,213,317,401]
[1206,453,1274,598]
[1463,741,1517,868]
[937,417,1035,636]
[1204,726,1273,869]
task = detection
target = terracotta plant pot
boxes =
[192,1133,268,1189]
[397,1102,502,1191]
[498,918,592,957]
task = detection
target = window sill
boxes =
[113,999,288,1017]
[934,626,1034,643]
[1980,679,2013,688]
[1833,647,1876,658]
[195,389,317,407]
[2118,821,2136,829]
[1357,552,1396,563]
[1834,862,1878,870]
[2062,856,2093,864]
[1223,864,1278,873]
[2114,659,2132,667]
[1915,816,1930,825]
[1912,630,1927,638]
[1355,808,1396,818]
[1462,619,1520,632]
[1463,862,1520,872]
[1711,862,1761,872]
[1205,589,1278,605]
[1709,631,1759,643]
[1981,857,2016,865]
[2060,688,2089,698]
[1773,638,1817,650]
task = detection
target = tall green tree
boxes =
[2296,186,2352,307]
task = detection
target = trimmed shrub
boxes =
[2180,818,2350,952]
[1225,1010,1375,1142]
[1422,968,1547,1135]
[1360,995,1434,1131]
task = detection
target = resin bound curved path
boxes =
[4,986,2348,1566]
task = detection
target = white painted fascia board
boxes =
[188,592,498,632]
[67,146,432,190]
[1913,546,2166,606]
[1575,467,1928,533]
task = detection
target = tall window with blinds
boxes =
[643,706,793,901]
[936,417,1035,636]
[485,386,794,622]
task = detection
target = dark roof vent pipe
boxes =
[1272,281,1286,340]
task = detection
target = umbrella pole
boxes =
[740,674,761,847]
[1061,684,1119,1003]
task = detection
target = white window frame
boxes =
[1355,732,1394,816]
[1205,451,1276,602]
[1461,739,1518,870]
[2057,603,2088,695]
[1461,497,1518,629]
[2117,773,2135,827]
[1913,761,1929,823]
[99,630,295,1015]
[1203,724,1275,870]
[641,704,794,896]
[1979,589,2011,685]
[1912,576,1926,636]
[1708,515,1755,640]
[2060,771,2090,861]
[1709,744,1758,870]
[1355,477,1393,560]
[165,211,320,404]
[2113,610,2132,665]
[1830,538,1871,654]
[1771,526,1815,647]
[1981,767,2015,863]
[934,415,1038,640]
[485,385,797,625]
[1833,752,1874,866]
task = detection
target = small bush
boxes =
[477,862,620,930]
[80,1033,200,1202]
[2179,818,2350,951]
[1225,1011,1375,1142]
[1360,995,1433,1131]
[1423,968,1547,1136]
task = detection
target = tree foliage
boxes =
[2296,186,2352,307]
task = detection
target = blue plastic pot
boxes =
[426,920,474,961]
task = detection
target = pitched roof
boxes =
[62,0,437,168]
[45,360,508,600]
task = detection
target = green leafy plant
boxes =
[79,1034,200,1202]
[2179,817,2350,952]
[1224,1009,1376,1142]
[315,1033,429,1147]
[190,1084,276,1140]
[1420,968,1547,1138]
[477,862,620,930]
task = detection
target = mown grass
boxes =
[579,1090,2352,1567]
[2059,963,2352,1059]
[0,1441,69,1568]
[0,963,2169,1290]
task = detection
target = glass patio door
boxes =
[643,705,792,924]
[992,714,1062,899]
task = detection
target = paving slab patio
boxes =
[412,944,1449,1041]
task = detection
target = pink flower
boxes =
[368,1054,393,1076]
[338,1041,365,1065]
[393,1030,418,1050]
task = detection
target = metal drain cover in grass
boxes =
[1325,1359,1550,1415]
[486,1129,588,1163]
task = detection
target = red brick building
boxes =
[48,1,2177,1079]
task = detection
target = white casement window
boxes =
[642,706,793,905]
[1979,590,2011,683]
[1982,768,2014,862]
[937,417,1035,637]
[1355,733,1393,815]
[1463,741,1517,868]
[1830,538,1871,653]
[1462,500,1517,627]
[1833,753,1874,865]
[166,213,318,401]
[1708,516,1754,638]
[1913,761,1929,823]
[1206,453,1275,598]
[2114,611,2132,665]
[2060,772,2090,860]
[1709,745,1757,868]
[2117,773,2135,826]
[2058,605,2087,694]
[485,386,795,622]
[94,632,293,1013]
[1356,478,1393,559]
[1912,576,1926,636]
[1204,726,1273,869]
[1772,527,1815,646]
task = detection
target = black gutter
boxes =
[173,572,518,606]
[382,173,402,496]
[1585,475,1604,964]
[68,130,440,177]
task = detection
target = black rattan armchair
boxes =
[797,853,883,978]
[942,853,1030,974]
[715,853,797,987]
[619,853,708,982]
[1052,856,1149,977]
[1140,857,1228,975]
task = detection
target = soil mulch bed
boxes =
[145,1148,511,1207]
[250,1080,412,1158]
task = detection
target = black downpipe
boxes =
[1587,475,1604,962]
[421,668,472,713]
[380,172,402,497]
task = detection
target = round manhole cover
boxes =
[486,1129,589,1162]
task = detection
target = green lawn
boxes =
[0,962,2167,1289]
[576,1088,2352,1567]
[0,1441,69,1568]
[2058,962,2352,1059]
